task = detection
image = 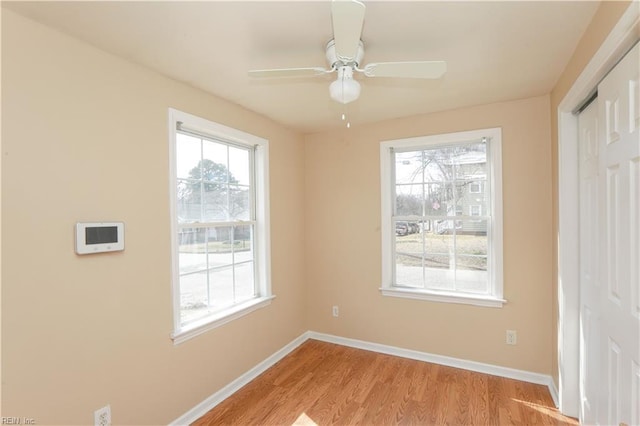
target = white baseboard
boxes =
[169,331,310,426]
[171,330,559,424]
[308,331,559,407]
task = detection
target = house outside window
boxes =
[470,205,482,216]
[469,182,482,193]
[380,128,504,307]
[169,109,272,343]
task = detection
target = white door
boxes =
[579,42,640,426]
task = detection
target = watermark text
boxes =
[1,417,36,425]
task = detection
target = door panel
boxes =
[608,338,621,424]
[597,42,640,426]
[606,165,620,303]
[579,42,639,426]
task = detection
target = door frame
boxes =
[557,2,639,418]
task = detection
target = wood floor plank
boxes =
[399,399,429,425]
[468,369,489,425]
[192,340,578,426]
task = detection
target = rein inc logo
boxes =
[1,418,35,425]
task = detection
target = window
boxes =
[169,109,272,343]
[380,128,504,307]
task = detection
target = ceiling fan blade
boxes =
[363,61,447,79]
[331,0,365,62]
[248,67,329,79]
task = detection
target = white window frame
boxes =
[380,127,505,308]
[470,205,482,216]
[168,108,273,344]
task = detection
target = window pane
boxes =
[395,254,423,288]
[467,179,488,215]
[395,224,422,251]
[229,186,251,220]
[202,140,228,182]
[229,146,250,186]
[439,183,458,216]
[198,160,229,184]
[177,179,201,223]
[178,228,210,324]
[179,271,211,325]
[455,220,488,293]
[453,142,487,179]
[207,226,235,310]
[207,226,234,265]
[424,254,455,290]
[234,261,256,302]
[424,220,455,290]
[176,133,201,179]
[425,183,447,216]
[455,257,488,294]
[422,146,458,182]
[456,225,489,293]
[452,181,467,216]
[395,221,423,288]
[202,184,227,222]
[233,225,253,263]
[395,151,423,184]
[208,265,234,309]
[178,228,207,272]
[395,184,422,216]
[457,231,487,264]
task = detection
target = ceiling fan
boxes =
[248,0,447,105]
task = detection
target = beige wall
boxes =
[548,0,632,387]
[4,1,633,423]
[305,95,553,374]
[1,10,306,424]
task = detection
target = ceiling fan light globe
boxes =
[329,77,361,104]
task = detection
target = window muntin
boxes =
[381,128,503,307]
[169,109,272,342]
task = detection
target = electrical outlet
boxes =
[332,305,339,317]
[94,405,111,426]
[506,330,517,345]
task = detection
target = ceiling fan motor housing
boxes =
[326,39,364,69]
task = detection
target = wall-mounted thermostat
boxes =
[75,222,124,255]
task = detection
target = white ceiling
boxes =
[4,1,600,134]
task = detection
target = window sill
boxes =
[380,287,505,308]
[171,295,275,345]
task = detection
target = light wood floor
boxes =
[193,339,577,425]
